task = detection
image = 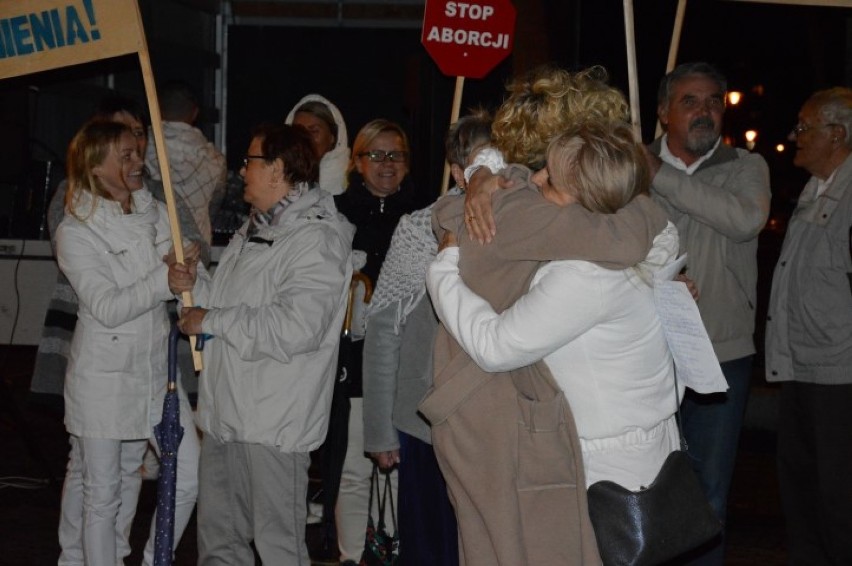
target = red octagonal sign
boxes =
[421,0,516,79]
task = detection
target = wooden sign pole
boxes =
[137,49,203,369]
[655,0,688,139]
[441,76,466,195]
[623,0,642,141]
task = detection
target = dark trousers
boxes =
[679,355,753,565]
[398,431,459,566]
[778,381,852,566]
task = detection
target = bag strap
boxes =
[383,469,397,533]
[673,368,687,451]
[367,464,379,523]
[369,465,397,534]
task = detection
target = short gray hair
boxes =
[809,87,852,147]
[657,62,727,108]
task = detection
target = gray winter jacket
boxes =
[650,140,770,362]
[194,189,354,452]
[766,152,852,384]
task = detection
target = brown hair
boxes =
[251,123,319,185]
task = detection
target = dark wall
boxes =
[0,0,220,239]
[226,25,511,201]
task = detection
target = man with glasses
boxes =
[642,61,770,565]
[766,87,852,565]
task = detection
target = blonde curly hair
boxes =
[492,65,629,169]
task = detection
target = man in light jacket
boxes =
[766,87,852,565]
[643,62,770,565]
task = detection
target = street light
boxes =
[745,129,757,151]
[727,91,742,106]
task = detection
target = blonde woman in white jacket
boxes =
[428,121,683,492]
[56,120,199,566]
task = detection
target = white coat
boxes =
[193,189,354,452]
[57,190,177,439]
[428,223,683,490]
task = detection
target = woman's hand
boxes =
[164,241,201,267]
[178,306,208,335]
[168,261,197,294]
[369,450,400,471]
[675,273,700,301]
[438,231,458,252]
[464,168,507,244]
[165,242,200,294]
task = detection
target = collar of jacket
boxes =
[336,175,419,213]
[649,137,740,174]
[237,187,334,241]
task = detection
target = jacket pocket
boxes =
[516,393,577,490]
[82,329,136,375]
[516,393,585,565]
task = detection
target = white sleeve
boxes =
[463,147,507,184]
[426,249,603,372]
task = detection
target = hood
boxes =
[285,94,350,195]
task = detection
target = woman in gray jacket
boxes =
[175,123,354,564]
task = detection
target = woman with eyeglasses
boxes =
[331,119,425,565]
[174,123,354,564]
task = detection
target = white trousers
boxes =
[57,396,199,566]
[336,398,398,562]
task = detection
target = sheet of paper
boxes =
[654,254,728,394]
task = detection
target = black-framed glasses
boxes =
[790,123,840,137]
[242,154,266,168]
[358,150,408,163]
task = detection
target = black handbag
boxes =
[587,370,722,566]
[359,464,399,566]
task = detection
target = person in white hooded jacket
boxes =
[174,123,354,564]
[56,120,200,566]
[286,93,350,195]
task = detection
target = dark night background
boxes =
[0,3,850,564]
[0,0,850,349]
[1,1,849,234]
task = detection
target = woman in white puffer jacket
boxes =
[56,120,199,566]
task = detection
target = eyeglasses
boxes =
[790,123,840,137]
[242,155,266,168]
[358,150,408,163]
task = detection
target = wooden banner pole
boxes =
[137,45,204,370]
[623,0,642,141]
[656,0,688,139]
[441,76,465,195]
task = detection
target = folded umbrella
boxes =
[152,324,185,566]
